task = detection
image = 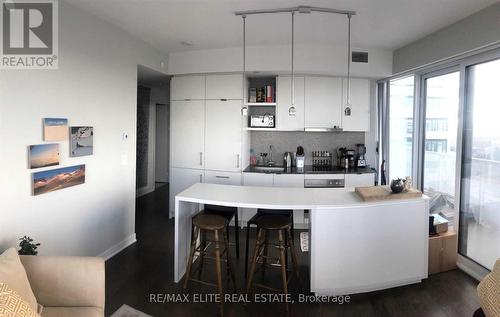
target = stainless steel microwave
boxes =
[249,115,275,128]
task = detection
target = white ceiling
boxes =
[65,0,498,53]
[137,65,170,86]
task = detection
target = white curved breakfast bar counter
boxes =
[174,183,430,296]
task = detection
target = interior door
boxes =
[421,70,460,227]
[170,100,205,169]
[205,100,242,171]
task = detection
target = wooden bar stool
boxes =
[203,204,239,258]
[246,214,299,313]
[245,209,293,279]
[183,213,236,317]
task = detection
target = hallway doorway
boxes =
[136,64,170,197]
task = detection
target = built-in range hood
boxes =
[304,127,343,132]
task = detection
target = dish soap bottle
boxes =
[250,148,257,166]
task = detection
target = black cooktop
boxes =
[243,165,375,175]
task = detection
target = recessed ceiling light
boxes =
[180,41,193,47]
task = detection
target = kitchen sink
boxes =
[253,166,285,173]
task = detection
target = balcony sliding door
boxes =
[388,76,415,180]
[422,71,460,226]
[459,58,500,270]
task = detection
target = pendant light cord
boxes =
[290,11,295,114]
[241,15,247,115]
[346,14,352,107]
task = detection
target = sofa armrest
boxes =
[19,255,105,309]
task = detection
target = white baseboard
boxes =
[98,234,137,261]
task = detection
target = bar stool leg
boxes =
[261,230,269,277]
[235,210,240,258]
[214,229,224,317]
[198,230,207,280]
[278,229,289,313]
[224,227,237,290]
[287,227,299,278]
[244,222,252,279]
[246,228,263,293]
[183,226,200,289]
[284,230,289,271]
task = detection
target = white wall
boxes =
[168,44,392,78]
[0,1,168,258]
[393,2,500,73]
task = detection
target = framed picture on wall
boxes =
[28,144,60,169]
[43,118,68,141]
[32,165,85,196]
[70,126,93,157]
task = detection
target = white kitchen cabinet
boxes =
[304,76,342,129]
[344,173,375,188]
[273,174,304,187]
[170,76,205,100]
[342,78,371,132]
[204,170,242,185]
[205,100,242,171]
[242,173,274,187]
[276,76,305,131]
[169,167,204,218]
[205,74,243,100]
[170,100,205,169]
[273,174,307,227]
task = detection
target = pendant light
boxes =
[288,11,296,117]
[344,14,352,116]
[241,15,248,116]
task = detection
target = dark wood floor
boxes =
[105,184,481,317]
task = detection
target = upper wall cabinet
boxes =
[171,76,205,100]
[342,78,370,132]
[276,76,305,131]
[205,74,243,100]
[304,76,342,129]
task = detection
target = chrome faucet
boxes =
[268,145,275,166]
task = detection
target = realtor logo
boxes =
[1,0,58,69]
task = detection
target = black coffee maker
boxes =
[356,144,367,167]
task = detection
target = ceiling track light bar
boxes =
[234,6,356,17]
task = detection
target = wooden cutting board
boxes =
[355,185,422,201]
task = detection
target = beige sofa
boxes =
[20,255,105,317]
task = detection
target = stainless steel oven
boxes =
[304,175,345,188]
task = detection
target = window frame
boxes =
[378,46,500,278]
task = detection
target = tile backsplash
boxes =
[250,131,365,166]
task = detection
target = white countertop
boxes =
[176,183,428,210]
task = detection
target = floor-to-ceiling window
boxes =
[459,58,500,270]
[388,76,414,179]
[381,49,500,274]
[422,71,460,224]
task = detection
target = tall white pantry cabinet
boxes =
[169,74,244,217]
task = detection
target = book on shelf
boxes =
[248,85,275,103]
[249,88,257,103]
[266,85,274,103]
